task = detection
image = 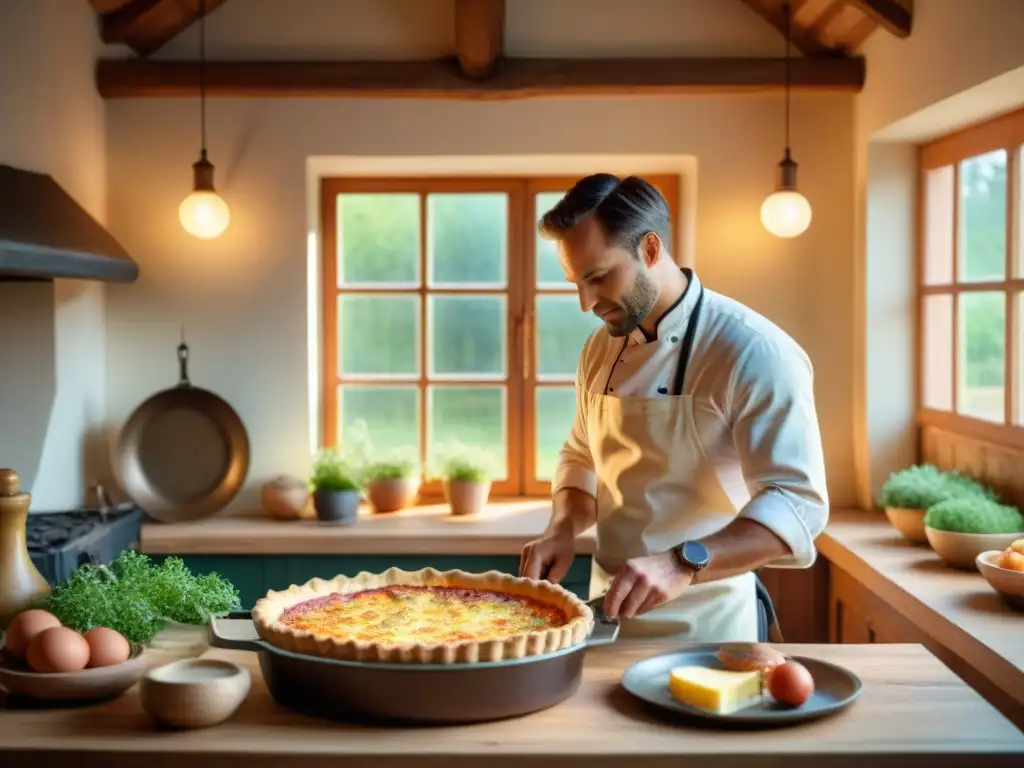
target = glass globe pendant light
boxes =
[179,0,230,239]
[760,0,812,239]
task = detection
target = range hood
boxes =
[0,164,139,283]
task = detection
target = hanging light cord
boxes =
[784,0,791,153]
[199,0,207,156]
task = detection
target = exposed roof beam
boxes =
[736,0,834,55]
[95,55,866,99]
[454,0,505,79]
[100,0,229,56]
[849,0,912,38]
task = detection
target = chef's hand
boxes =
[604,552,694,619]
[519,532,575,583]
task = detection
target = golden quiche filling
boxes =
[278,584,569,644]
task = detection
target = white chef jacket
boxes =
[552,269,829,568]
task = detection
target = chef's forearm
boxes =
[546,488,598,539]
[686,518,791,586]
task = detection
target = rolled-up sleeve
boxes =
[727,336,829,568]
[551,342,598,499]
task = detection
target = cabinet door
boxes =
[828,564,920,644]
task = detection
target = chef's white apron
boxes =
[584,284,759,642]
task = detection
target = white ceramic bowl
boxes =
[884,506,928,543]
[140,657,250,729]
[924,527,1023,570]
[976,549,1024,611]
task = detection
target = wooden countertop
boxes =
[140,499,596,556]
[1,641,1021,767]
[818,508,1024,729]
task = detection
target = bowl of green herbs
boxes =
[38,549,241,653]
[877,465,996,544]
[923,497,1024,570]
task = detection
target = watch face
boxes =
[681,541,711,569]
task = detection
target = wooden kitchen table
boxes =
[1,641,1021,768]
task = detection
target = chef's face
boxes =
[556,216,659,337]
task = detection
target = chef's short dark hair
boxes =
[538,174,672,256]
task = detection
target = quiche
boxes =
[251,567,594,664]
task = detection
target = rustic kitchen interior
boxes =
[1,0,1023,764]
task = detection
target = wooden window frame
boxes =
[917,105,1024,451]
[320,173,680,499]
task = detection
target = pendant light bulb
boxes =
[179,152,230,239]
[761,151,811,238]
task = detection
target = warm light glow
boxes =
[179,190,231,239]
[760,190,812,238]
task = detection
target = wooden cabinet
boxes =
[828,564,922,644]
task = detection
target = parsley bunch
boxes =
[41,549,241,645]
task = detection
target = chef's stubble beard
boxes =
[604,266,659,337]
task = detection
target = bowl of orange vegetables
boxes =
[976,539,1024,611]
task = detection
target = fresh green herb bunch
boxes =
[442,455,490,484]
[310,447,362,492]
[877,464,996,510]
[364,456,418,481]
[40,549,240,645]
[924,497,1024,535]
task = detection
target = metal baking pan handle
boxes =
[209,615,263,652]
[585,594,620,647]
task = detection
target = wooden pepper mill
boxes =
[0,468,51,630]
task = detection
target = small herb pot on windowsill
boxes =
[309,448,362,526]
[923,497,1024,570]
[439,454,492,516]
[364,459,421,513]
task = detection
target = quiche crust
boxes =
[250,567,594,664]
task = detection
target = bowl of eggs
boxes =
[0,608,148,701]
[976,539,1024,612]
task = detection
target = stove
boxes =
[27,491,145,585]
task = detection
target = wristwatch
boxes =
[672,540,711,574]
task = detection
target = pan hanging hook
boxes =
[178,324,192,388]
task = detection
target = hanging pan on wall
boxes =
[114,336,250,523]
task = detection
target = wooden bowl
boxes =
[140,657,250,728]
[0,647,149,701]
[976,550,1024,611]
[883,506,928,543]
[924,527,1022,570]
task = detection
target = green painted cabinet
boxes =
[153,554,594,610]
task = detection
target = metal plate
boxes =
[621,645,862,727]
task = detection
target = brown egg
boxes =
[84,627,131,667]
[3,609,62,660]
[767,660,815,707]
[26,626,90,673]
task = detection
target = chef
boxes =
[519,173,829,642]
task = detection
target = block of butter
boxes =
[668,665,764,714]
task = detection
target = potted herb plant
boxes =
[363,454,420,513]
[441,453,492,516]
[924,497,1024,570]
[877,464,995,543]
[309,448,362,525]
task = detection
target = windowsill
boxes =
[139,497,594,556]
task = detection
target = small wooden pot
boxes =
[444,479,491,516]
[260,475,309,521]
[884,506,928,544]
[366,477,420,513]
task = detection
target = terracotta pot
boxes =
[883,506,928,543]
[366,477,420,513]
[444,479,491,516]
[260,475,310,520]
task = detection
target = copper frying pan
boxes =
[114,340,250,522]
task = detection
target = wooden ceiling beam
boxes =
[454,0,505,80]
[94,55,866,99]
[737,0,835,55]
[849,0,912,38]
[100,0,229,57]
